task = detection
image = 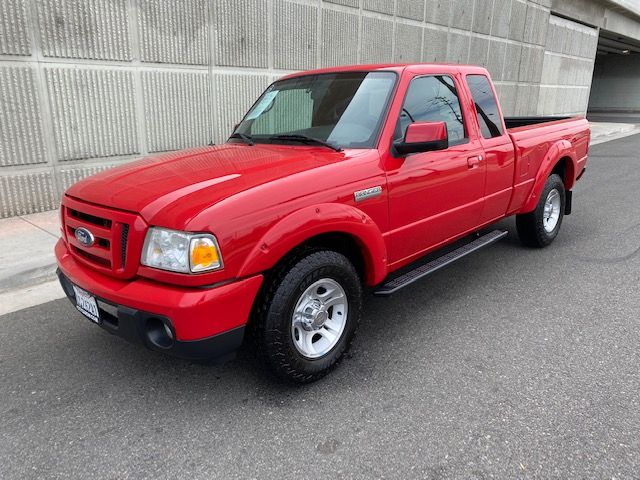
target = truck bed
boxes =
[505,116,590,215]
[504,116,573,129]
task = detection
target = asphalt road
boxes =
[2,135,640,479]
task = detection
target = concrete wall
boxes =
[0,0,632,218]
[538,14,598,115]
[589,52,640,112]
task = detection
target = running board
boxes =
[373,230,508,297]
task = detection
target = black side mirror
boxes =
[394,121,449,156]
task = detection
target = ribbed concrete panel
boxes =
[324,0,359,7]
[274,0,317,70]
[213,74,271,143]
[215,0,268,67]
[446,32,470,64]
[497,83,517,115]
[143,71,212,153]
[487,39,507,80]
[59,163,116,192]
[503,42,521,81]
[0,0,31,55]
[425,0,451,26]
[0,172,56,218]
[423,27,448,62]
[450,0,473,30]
[469,36,489,68]
[523,3,549,46]
[139,0,208,65]
[321,9,359,67]
[472,0,493,34]
[397,0,425,21]
[508,0,526,42]
[518,45,544,83]
[37,0,131,60]
[491,0,511,38]
[394,23,422,62]
[361,17,393,63]
[46,67,138,161]
[515,84,540,115]
[363,0,395,15]
[0,67,45,167]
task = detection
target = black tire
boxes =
[252,250,362,383]
[516,173,565,248]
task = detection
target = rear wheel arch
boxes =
[551,156,575,189]
[521,143,577,213]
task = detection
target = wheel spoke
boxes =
[320,326,337,344]
[323,292,345,308]
[304,331,316,355]
[316,284,337,300]
[324,317,342,332]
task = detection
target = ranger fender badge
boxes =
[354,186,382,202]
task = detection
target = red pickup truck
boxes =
[56,64,589,382]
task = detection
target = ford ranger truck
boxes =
[56,64,589,382]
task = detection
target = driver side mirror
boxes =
[394,121,448,156]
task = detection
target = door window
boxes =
[466,75,504,139]
[396,75,467,145]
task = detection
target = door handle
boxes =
[467,155,482,168]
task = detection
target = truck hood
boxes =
[65,144,349,226]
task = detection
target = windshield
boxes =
[232,71,397,149]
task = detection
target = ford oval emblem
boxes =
[75,227,95,247]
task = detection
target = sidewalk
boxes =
[1,121,639,315]
[589,121,640,145]
[0,212,63,315]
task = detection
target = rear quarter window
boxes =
[466,75,504,139]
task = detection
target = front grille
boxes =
[69,208,112,229]
[121,224,129,266]
[75,247,111,267]
[62,197,140,277]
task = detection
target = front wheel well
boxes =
[270,232,367,282]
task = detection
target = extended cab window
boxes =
[396,75,466,145]
[466,75,504,139]
[234,72,397,149]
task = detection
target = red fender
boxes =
[520,140,577,213]
[238,203,388,286]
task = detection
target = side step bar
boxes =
[373,230,508,296]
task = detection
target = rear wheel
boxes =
[253,250,362,383]
[516,173,565,248]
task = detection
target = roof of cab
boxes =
[279,63,490,80]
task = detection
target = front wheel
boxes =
[253,250,362,383]
[516,173,566,248]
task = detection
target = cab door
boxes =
[465,74,515,223]
[385,73,486,265]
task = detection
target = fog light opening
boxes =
[146,317,175,349]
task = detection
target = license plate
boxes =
[72,285,100,324]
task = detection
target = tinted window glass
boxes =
[235,72,397,149]
[397,75,466,144]
[467,75,503,138]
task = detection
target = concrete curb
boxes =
[0,264,58,291]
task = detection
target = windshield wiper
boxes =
[229,132,255,146]
[268,134,342,152]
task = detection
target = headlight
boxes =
[141,227,223,274]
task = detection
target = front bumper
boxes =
[56,239,264,361]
